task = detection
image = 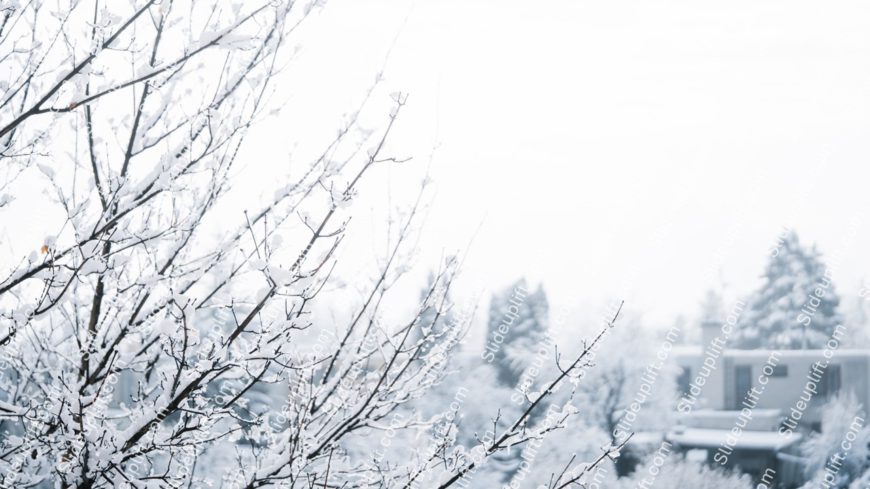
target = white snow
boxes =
[667,428,802,451]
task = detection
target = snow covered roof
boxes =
[677,409,783,430]
[686,409,781,419]
[626,431,665,447]
[672,347,870,359]
[666,428,802,451]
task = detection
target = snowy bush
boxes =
[612,455,754,489]
[800,393,870,489]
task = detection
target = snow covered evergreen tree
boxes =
[483,279,548,386]
[410,271,460,356]
[734,230,843,349]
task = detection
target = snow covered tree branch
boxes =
[0,2,626,488]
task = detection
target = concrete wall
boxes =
[674,349,870,428]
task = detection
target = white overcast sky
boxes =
[240,0,870,327]
[7,0,869,329]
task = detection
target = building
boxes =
[661,319,863,487]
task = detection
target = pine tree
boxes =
[483,279,548,386]
[734,230,843,349]
[411,271,451,355]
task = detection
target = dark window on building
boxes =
[770,365,788,377]
[819,364,841,397]
[734,365,752,409]
[677,366,691,396]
